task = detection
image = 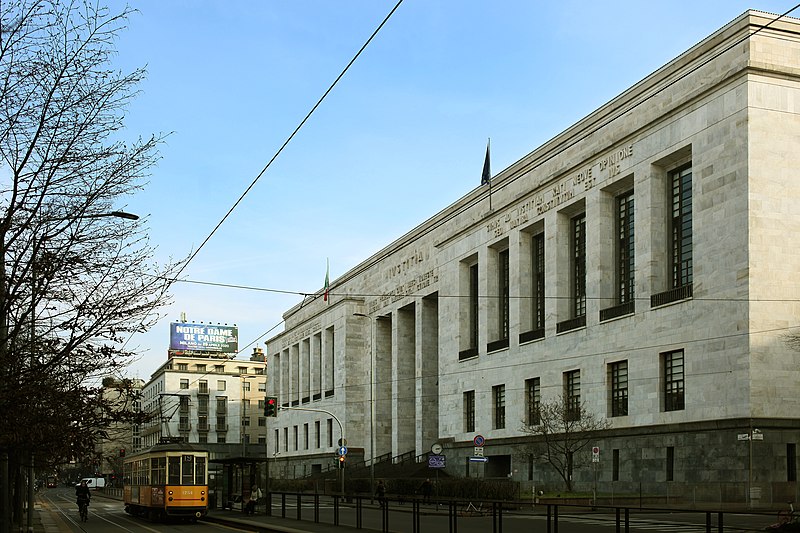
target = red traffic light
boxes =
[264,396,278,417]
[119,448,126,457]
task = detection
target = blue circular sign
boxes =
[473,435,485,447]
[338,446,348,456]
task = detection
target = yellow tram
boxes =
[123,442,208,521]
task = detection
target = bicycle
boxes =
[768,502,800,530]
[78,500,89,522]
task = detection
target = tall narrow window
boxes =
[666,446,675,481]
[327,418,333,448]
[663,350,685,411]
[788,443,797,482]
[564,370,581,420]
[525,378,541,425]
[315,420,321,449]
[610,360,628,417]
[532,233,545,331]
[572,214,587,318]
[499,249,510,341]
[617,191,635,304]
[612,449,620,481]
[493,385,506,429]
[671,166,692,288]
[469,263,479,350]
[463,390,475,433]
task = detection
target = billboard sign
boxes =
[169,322,238,353]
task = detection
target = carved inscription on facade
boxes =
[369,267,440,313]
[280,322,321,350]
[385,249,429,281]
[487,143,634,238]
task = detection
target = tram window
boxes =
[168,456,181,485]
[182,455,194,485]
[151,457,166,485]
[195,456,206,485]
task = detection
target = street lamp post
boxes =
[25,209,138,533]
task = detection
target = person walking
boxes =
[375,480,386,509]
[419,478,432,504]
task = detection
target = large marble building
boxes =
[265,10,800,503]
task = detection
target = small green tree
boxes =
[520,395,609,491]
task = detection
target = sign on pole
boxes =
[428,455,446,468]
[592,446,600,463]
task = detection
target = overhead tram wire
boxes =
[119,1,404,353]
[147,5,800,359]
[168,0,405,285]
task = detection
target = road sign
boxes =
[338,438,347,447]
[474,446,484,457]
[428,454,446,468]
[473,435,485,447]
[431,443,443,454]
[338,446,348,456]
[469,456,489,463]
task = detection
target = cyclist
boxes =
[75,480,90,522]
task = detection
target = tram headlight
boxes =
[168,490,173,495]
[168,497,173,501]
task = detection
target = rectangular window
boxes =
[463,390,475,433]
[217,380,226,391]
[315,420,321,449]
[499,249,510,341]
[469,263,479,350]
[327,419,333,448]
[493,384,506,430]
[671,165,692,288]
[304,423,309,450]
[274,429,279,454]
[789,443,797,482]
[571,213,587,318]
[617,191,635,304]
[198,380,208,394]
[197,395,208,414]
[532,233,545,331]
[613,449,620,481]
[216,397,227,414]
[283,427,288,452]
[197,364,206,372]
[215,365,225,373]
[179,379,189,390]
[242,381,251,392]
[217,434,226,444]
[564,370,581,420]
[525,378,540,425]
[293,426,298,451]
[177,363,188,371]
[610,360,628,417]
[258,417,266,427]
[666,446,675,481]
[663,350,685,411]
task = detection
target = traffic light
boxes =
[338,455,345,468]
[119,448,125,457]
[264,396,278,417]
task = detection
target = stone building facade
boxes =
[265,10,800,503]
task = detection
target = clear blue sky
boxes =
[111,1,799,380]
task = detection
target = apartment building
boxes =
[140,351,267,457]
[265,10,800,502]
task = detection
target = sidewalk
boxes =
[203,508,368,533]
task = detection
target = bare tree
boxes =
[520,396,610,491]
[0,0,184,524]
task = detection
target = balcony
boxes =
[486,338,509,353]
[556,315,586,334]
[651,283,693,307]
[458,347,478,361]
[600,301,635,322]
[519,328,545,344]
